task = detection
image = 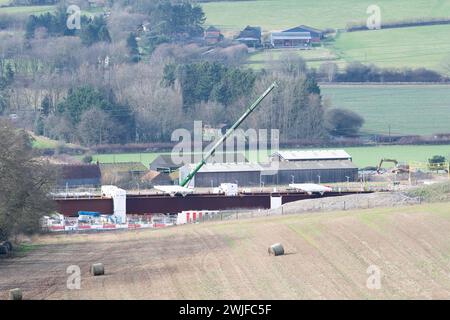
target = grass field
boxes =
[246,25,450,72]
[246,47,343,69]
[202,0,450,32]
[202,1,450,72]
[2,202,450,299]
[0,5,102,16]
[86,144,450,168]
[334,25,450,72]
[321,84,450,136]
[0,5,54,15]
[29,132,83,151]
[30,133,60,149]
[341,145,450,167]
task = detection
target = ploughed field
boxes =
[1,202,450,299]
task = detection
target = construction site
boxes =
[1,82,450,301]
[39,82,449,234]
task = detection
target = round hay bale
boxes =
[268,243,284,256]
[9,288,22,300]
[90,263,105,276]
[0,244,8,255]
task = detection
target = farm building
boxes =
[270,31,311,49]
[56,164,101,187]
[236,26,262,48]
[150,153,248,173]
[260,161,358,185]
[204,26,223,44]
[270,25,323,48]
[284,25,324,42]
[180,150,358,187]
[180,163,263,188]
[271,150,352,162]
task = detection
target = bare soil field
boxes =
[1,202,450,300]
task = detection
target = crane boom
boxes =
[180,82,278,187]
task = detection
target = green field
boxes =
[321,84,450,136]
[334,25,450,72]
[87,144,450,168]
[29,132,84,151]
[247,47,343,69]
[0,5,54,14]
[31,134,60,149]
[246,24,450,72]
[0,5,103,16]
[202,1,450,72]
[202,0,450,32]
[0,0,11,6]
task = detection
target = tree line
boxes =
[317,61,446,83]
[25,6,111,46]
[0,120,55,239]
[0,0,366,148]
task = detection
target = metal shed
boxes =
[180,163,263,188]
[261,160,358,185]
[180,159,358,188]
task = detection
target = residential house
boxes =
[236,26,262,48]
[204,26,223,44]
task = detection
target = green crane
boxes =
[180,82,278,187]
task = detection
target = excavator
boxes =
[377,158,410,174]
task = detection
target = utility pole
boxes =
[388,124,391,142]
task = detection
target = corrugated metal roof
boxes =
[182,160,357,174]
[267,160,357,170]
[273,150,352,161]
[284,25,324,34]
[151,153,248,168]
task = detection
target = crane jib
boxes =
[180,82,278,187]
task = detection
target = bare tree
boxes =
[112,62,184,142]
[77,108,117,146]
[0,120,56,238]
[318,62,339,82]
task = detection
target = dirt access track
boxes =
[1,202,450,299]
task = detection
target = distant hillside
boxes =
[202,0,450,73]
[202,0,450,31]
